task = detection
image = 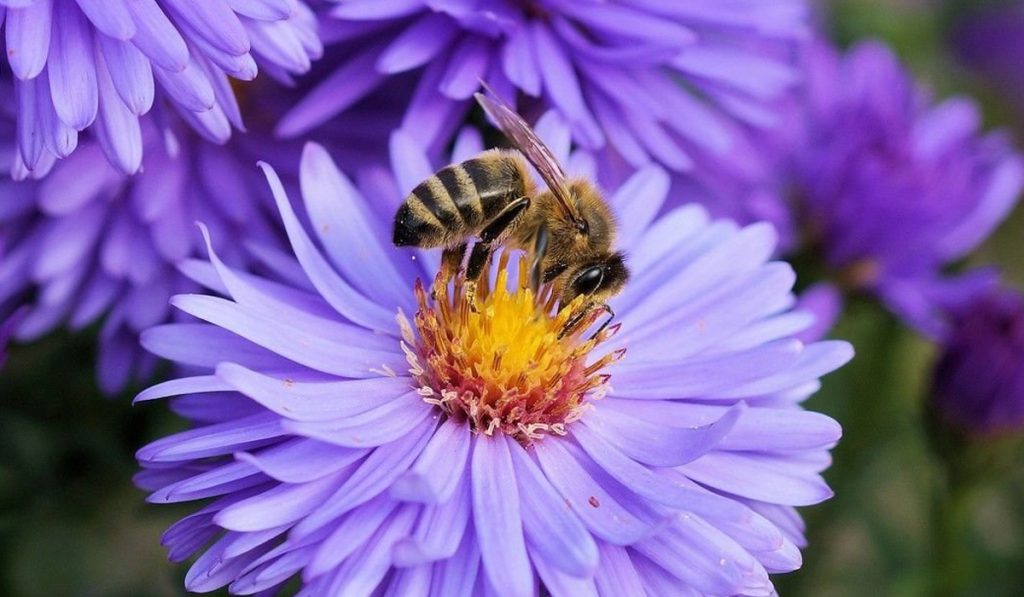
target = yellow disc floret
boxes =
[399,253,623,444]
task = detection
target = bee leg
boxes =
[530,223,549,294]
[442,244,468,275]
[434,243,468,299]
[559,302,615,340]
[464,197,531,310]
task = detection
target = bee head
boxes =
[562,252,629,305]
[567,180,615,250]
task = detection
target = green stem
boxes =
[930,460,974,597]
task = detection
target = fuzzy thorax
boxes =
[399,253,623,444]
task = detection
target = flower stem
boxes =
[930,457,974,597]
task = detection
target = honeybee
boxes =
[392,90,628,328]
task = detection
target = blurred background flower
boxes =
[283,0,809,177]
[0,88,292,393]
[792,40,1024,337]
[0,0,321,175]
[930,287,1024,437]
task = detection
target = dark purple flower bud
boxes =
[931,289,1024,436]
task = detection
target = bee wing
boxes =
[474,90,581,223]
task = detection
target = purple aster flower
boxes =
[0,86,291,392]
[136,120,851,594]
[681,40,1024,331]
[930,288,1024,437]
[773,41,1023,337]
[281,0,808,174]
[0,0,322,175]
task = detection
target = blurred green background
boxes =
[2,1,1024,595]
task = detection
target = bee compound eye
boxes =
[574,266,605,296]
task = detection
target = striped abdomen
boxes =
[392,152,530,248]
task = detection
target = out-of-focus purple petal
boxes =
[5,0,53,79]
[47,5,98,129]
[75,0,135,39]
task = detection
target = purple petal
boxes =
[36,76,78,158]
[216,362,413,422]
[94,48,143,174]
[583,402,744,467]
[712,341,854,399]
[215,471,345,532]
[235,438,366,484]
[609,340,802,400]
[76,0,135,39]
[283,392,433,448]
[391,418,471,504]
[440,36,490,100]
[259,162,397,331]
[428,532,481,596]
[331,0,423,20]
[533,439,654,546]
[47,5,99,129]
[291,417,434,538]
[162,0,249,55]
[633,516,767,596]
[15,77,44,167]
[185,26,257,80]
[305,494,398,580]
[225,0,293,20]
[5,0,52,79]
[571,424,754,524]
[150,462,266,503]
[376,12,458,74]
[134,375,228,403]
[611,165,669,248]
[276,45,387,138]
[509,441,598,577]
[141,323,297,371]
[599,398,842,452]
[299,143,413,306]
[680,451,834,506]
[170,294,405,378]
[531,554,597,597]
[501,24,540,96]
[246,17,312,75]
[137,412,285,463]
[593,543,645,596]
[321,505,418,595]
[125,0,189,72]
[471,434,533,597]
[96,35,154,114]
[196,224,401,356]
[392,476,471,566]
[153,54,216,112]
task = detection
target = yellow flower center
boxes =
[399,253,623,444]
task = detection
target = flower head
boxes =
[406,256,621,443]
[685,41,1024,334]
[0,90,289,392]
[283,1,808,174]
[930,288,1024,437]
[137,123,851,594]
[1,0,321,175]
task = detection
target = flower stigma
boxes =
[398,252,624,445]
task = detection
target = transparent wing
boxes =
[474,89,581,222]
